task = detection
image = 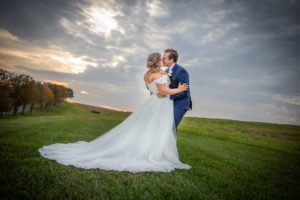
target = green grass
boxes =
[0,102,299,200]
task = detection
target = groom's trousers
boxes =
[174,107,189,128]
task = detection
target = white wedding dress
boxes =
[39,75,191,173]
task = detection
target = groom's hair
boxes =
[164,49,178,62]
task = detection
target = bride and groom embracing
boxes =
[39,48,192,173]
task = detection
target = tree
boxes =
[36,82,46,110]
[44,85,54,108]
[45,83,68,105]
[0,69,14,117]
[0,82,13,117]
[58,85,68,102]
[67,88,74,98]
[0,68,74,117]
[20,77,35,115]
[28,82,38,114]
[10,74,35,116]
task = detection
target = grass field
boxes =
[0,102,299,199]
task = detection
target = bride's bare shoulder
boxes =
[144,71,165,83]
[143,71,149,82]
[152,72,167,83]
[151,72,165,79]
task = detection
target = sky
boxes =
[0,0,300,125]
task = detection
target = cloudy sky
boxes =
[0,0,299,125]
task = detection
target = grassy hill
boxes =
[0,102,299,199]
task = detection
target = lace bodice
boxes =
[146,75,170,94]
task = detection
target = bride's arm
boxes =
[156,83,188,95]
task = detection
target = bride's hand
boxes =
[178,82,189,92]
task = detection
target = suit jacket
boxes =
[169,63,192,110]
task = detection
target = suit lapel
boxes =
[170,63,178,82]
[172,63,178,74]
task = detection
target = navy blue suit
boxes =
[169,63,192,128]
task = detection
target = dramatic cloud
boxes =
[0,0,299,125]
[0,29,98,73]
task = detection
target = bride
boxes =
[39,52,192,173]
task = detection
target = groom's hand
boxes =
[157,93,166,98]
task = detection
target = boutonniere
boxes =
[167,69,173,77]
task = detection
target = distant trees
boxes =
[0,68,74,117]
[0,69,13,117]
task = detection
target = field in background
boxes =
[0,102,299,199]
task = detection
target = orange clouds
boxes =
[0,29,97,74]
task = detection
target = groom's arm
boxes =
[157,93,166,98]
[170,69,189,100]
[145,83,153,95]
[145,82,164,97]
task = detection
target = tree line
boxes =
[0,68,74,117]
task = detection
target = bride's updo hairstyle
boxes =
[146,52,161,74]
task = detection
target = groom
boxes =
[161,48,192,131]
